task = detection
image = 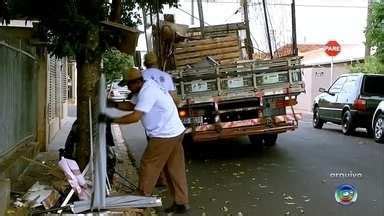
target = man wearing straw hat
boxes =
[100,68,190,214]
[142,51,178,187]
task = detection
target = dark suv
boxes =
[313,73,384,135]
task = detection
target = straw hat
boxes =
[123,67,142,81]
[119,67,142,86]
[144,52,158,67]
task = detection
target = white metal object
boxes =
[72,195,162,213]
[92,74,107,210]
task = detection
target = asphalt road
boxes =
[119,114,384,216]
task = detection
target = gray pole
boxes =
[291,0,298,56]
[156,0,161,59]
[197,0,205,38]
[142,8,150,51]
[242,0,254,59]
[262,0,273,59]
[365,0,373,57]
[191,0,195,25]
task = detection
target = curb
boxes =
[111,124,140,171]
[111,124,139,191]
[111,125,156,216]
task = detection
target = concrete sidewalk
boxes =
[48,117,77,152]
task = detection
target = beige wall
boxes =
[296,63,352,113]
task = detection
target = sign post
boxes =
[325,40,341,86]
[331,56,334,86]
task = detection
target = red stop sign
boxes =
[325,40,341,57]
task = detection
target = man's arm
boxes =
[112,111,143,124]
[114,101,135,111]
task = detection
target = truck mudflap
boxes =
[186,113,302,142]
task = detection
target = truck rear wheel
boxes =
[182,135,194,157]
[264,133,278,146]
[249,135,263,151]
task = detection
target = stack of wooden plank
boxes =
[187,22,246,39]
[174,34,241,68]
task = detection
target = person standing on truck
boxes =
[142,51,179,104]
[100,68,190,214]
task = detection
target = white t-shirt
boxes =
[142,68,175,92]
[132,79,185,138]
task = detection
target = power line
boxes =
[250,2,367,9]
[180,0,367,8]
[176,7,211,26]
[224,6,242,23]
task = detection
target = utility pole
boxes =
[365,0,373,57]
[155,0,161,61]
[142,8,150,52]
[291,0,298,56]
[197,0,205,38]
[242,0,254,59]
[262,0,273,59]
[191,0,195,25]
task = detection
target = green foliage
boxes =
[121,0,178,27]
[351,56,384,74]
[1,0,178,60]
[103,48,134,81]
[366,1,384,63]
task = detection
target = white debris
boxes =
[222,206,229,212]
[284,196,294,200]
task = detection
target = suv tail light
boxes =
[354,99,366,111]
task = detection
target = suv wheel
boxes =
[342,110,355,135]
[313,107,324,129]
[374,114,384,143]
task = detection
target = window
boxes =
[362,76,384,96]
[340,76,358,94]
[329,77,347,94]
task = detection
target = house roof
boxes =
[301,44,365,65]
[253,43,365,65]
[253,44,324,60]
[275,44,324,57]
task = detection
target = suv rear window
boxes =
[362,75,384,96]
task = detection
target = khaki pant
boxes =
[139,133,189,204]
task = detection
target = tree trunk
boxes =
[76,30,102,170]
[110,0,122,23]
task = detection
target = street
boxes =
[120,115,384,216]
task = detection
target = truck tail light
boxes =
[179,110,188,117]
[354,99,366,111]
[275,99,297,108]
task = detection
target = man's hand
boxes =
[99,113,114,124]
[107,101,118,108]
